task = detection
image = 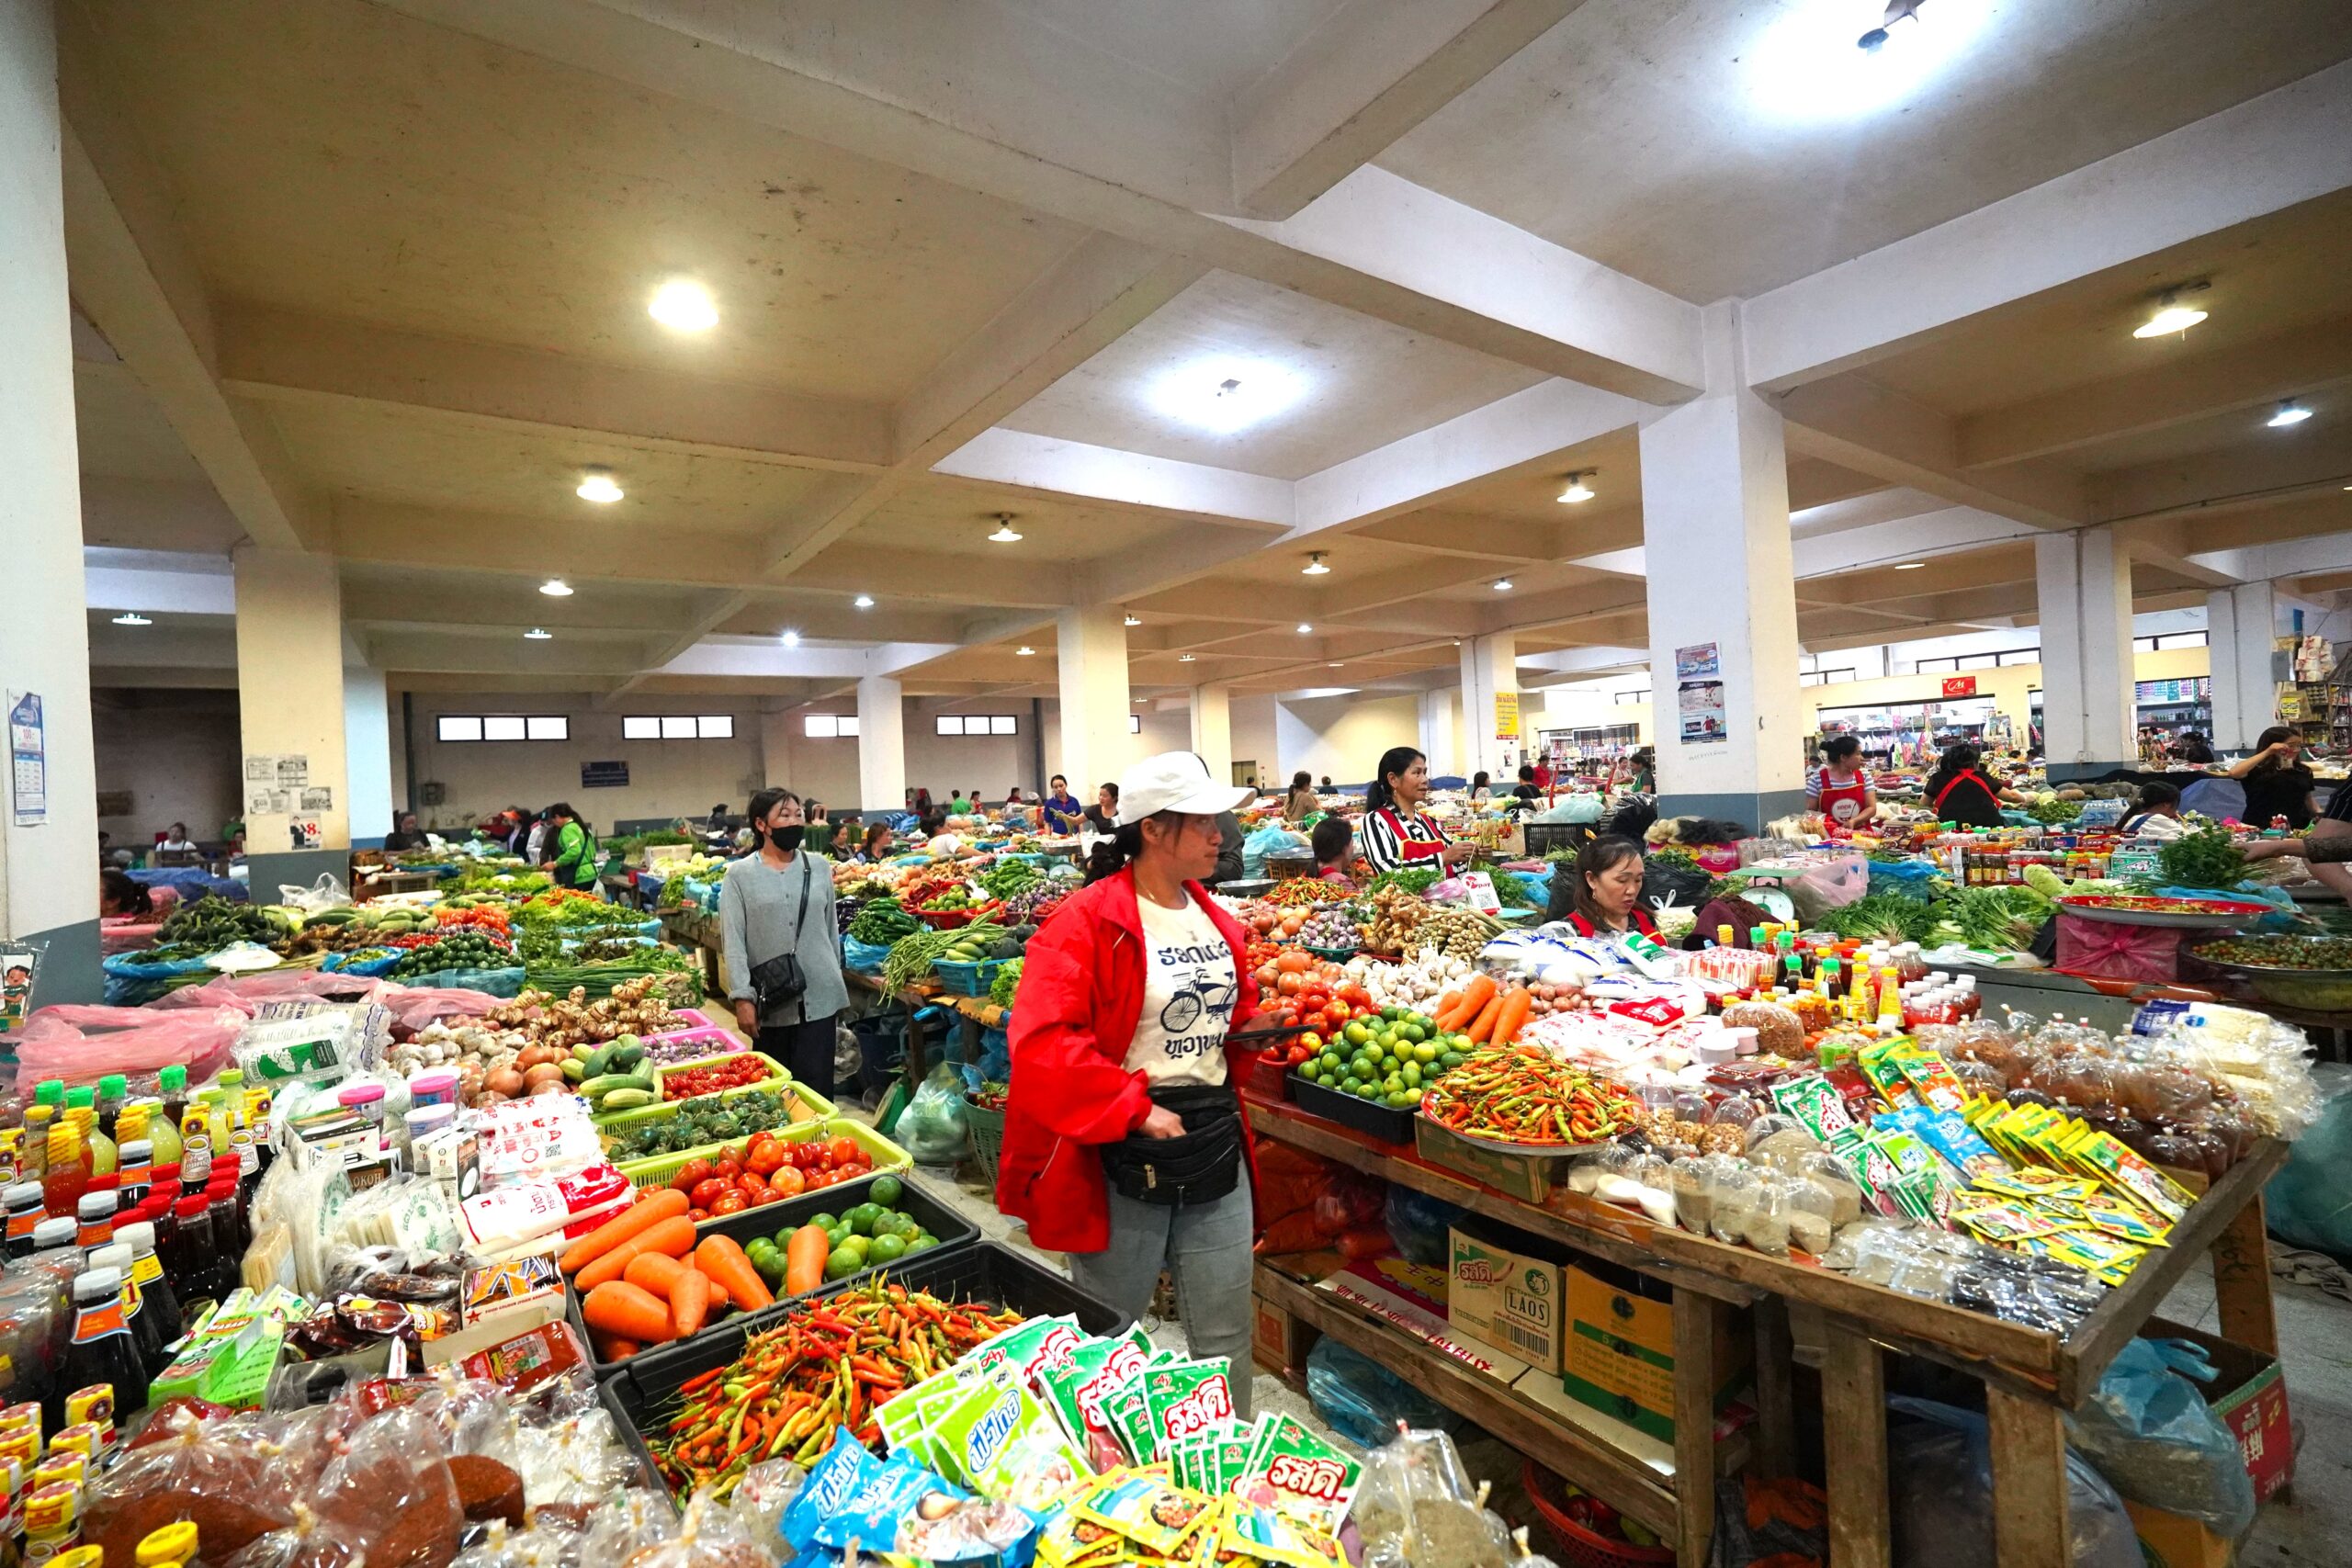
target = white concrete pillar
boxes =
[1638,302,1805,824]
[233,548,350,891]
[758,710,795,790]
[1056,606,1130,795]
[1190,684,1232,783]
[343,667,395,846]
[0,0,101,1004]
[2034,527,2137,775]
[855,675,905,816]
[1459,634,1519,784]
[2207,581,2278,751]
[1418,686,1458,783]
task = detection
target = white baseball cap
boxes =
[1114,751,1255,826]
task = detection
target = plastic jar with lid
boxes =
[407,1068,460,1109]
[136,1523,199,1568]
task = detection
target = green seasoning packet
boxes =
[967,1313,1085,1386]
[1038,1330,1153,1467]
[1143,1358,1237,1453]
[1104,1370,1162,1465]
[1240,1415,1361,1535]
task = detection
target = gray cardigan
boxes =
[717,851,848,1021]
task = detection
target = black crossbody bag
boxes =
[1099,1082,1243,1206]
[748,855,813,1026]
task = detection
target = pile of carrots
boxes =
[559,1189,775,1360]
[1430,973,1538,1047]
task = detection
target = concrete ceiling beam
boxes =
[1743,58,2352,391]
[2191,530,2352,584]
[1779,376,2089,529]
[934,431,1296,528]
[327,497,762,587]
[2089,427,2352,523]
[1792,508,2042,579]
[2159,492,2352,554]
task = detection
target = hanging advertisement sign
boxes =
[1494,692,1521,739]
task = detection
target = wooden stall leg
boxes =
[1251,1280,1317,1386]
[1751,1297,1798,1479]
[1819,1327,1890,1568]
[1670,1289,1720,1568]
[1987,1384,2072,1568]
[2212,1189,2279,1358]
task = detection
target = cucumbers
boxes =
[595,1088,655,1111]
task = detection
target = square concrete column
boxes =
[2207,581,2278,751]
[2035,527,2137,778]
[234,548,350,891]
[1638,302,1806,828]
[1190,683,1231,782]
[0,0,102,1003]
[1418,686,1458,782]
[1057,606,1130,795]
[856,674,905,816]
[1459,635,1518,784]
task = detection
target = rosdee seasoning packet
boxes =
[1238,1414,1362,1535]
[1036,1328,1154,1472]
[1142,1358,1238,1453]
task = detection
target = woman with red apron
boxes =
[1807,736,1876,830]
[1924,744,2005,829]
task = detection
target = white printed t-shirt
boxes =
[1125,893,1237,1087]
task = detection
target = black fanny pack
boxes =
[1099,1083,1243,1206]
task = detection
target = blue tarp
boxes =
[127,867,248,902]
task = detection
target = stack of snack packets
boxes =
[1036,1328,1155,1472]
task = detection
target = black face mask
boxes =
[767,825,807,852]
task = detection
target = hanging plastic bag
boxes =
[895,1060,973,1166]
[13,1004,242,1087]
[280,874,353,912]
[1783,853,1871,922]
[1885,1396,2140,1568]
[2064,1338,2256,1539]
[1306,1338,1462,1449]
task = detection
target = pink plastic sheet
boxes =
[13,1004,242,1087]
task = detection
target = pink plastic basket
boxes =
[639,1023,743,1066]
[660,1008,719,1033]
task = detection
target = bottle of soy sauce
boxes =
[61,1269,146,1425]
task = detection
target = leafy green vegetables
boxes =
[1941,886,2055,951]
[2158,820,2249,892]
[1821,892,1942,943]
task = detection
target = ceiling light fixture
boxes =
[1856,0,1922,52]
[1492,578,1514,592]
[1178,653,1196,663]
[987,513,1023,544]
[525,627,551,640]
[1014,646,1035,657]
[1556,472,1595,504]
[1296,623,1313,635]
[1302,551,1330,575]
[539,579,574,597]
[648,278,718,332]
[111,612,151,626]
[1894,560,1926,570]
[1750,0,1989,123]
[2132,282,2211,339]
[1329,661,1342,669]
[2268,400,2313,428]
[1146,356,1309,434]
[854,594,875,609]
[1124,614,1142,626]
[575,467,623,503]
[780,630,800,649]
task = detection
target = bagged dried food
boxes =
[86,1405,294,1567]
[1719,1000,1804,1057]
[311,1406,464,1568]
[223,1502,371,1568]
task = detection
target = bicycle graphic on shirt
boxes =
[1159,972,1238,1035]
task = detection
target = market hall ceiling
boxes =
[58,0,2352,703]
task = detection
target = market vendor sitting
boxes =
[1311,817,1353,883]
[1923,742,2008,829]
[2118,782,2188,839]
[1545,836,1658,938]
[1806,735,1877,829]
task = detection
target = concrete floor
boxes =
[873,1117,2352,1562]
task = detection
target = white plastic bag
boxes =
[280,874,352,912]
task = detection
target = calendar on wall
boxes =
[8,694,44,828]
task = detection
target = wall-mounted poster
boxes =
[1678,680,1727,744]
[1674,642,1720,681]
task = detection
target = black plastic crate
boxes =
[1521,822,1594,860]
[567,1170,981,1376]
[1288,1065,1418,1145]
[599,1241,1130,1505]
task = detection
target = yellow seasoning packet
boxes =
[1075,1472,1218,1558]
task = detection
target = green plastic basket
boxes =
[598,1077,836,1161]
[616,1115,910,1194]
[964,1095,1007,1187]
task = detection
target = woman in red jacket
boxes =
[997,752,1261,1414]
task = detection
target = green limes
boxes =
[869,1175,903,1207]
[867,1234,907,1264]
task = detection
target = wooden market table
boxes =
[844,968,1006,1098]
[1243,1091,2286,1568]
[659,908,727,998]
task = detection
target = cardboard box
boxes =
[2145,1316,2293,1503]
[2120,1498,2232,1568]
[1311,1256,1532,1387]
[1448,1225,1566,1373]
[1560,1261,1749,1445]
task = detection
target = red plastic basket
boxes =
[1522,1461,1675,1568]
[915,902,1003,930]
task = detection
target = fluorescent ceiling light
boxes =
[1302,551,1330,575]
[575,468,623,503]
[1749,0,1989,123]
[539,579,574,597]
[1556,472,1595,504]
[987,513,1023,543]
[648,278,718,332]
[780,629,800,648]
[1296,623,1313,635]
[1178,653,1196,662]
[854,594,875,609]
[2267,401,2313,428]
[525,627,551,640]
[1894,560,1926,570]
[1492,579,1514,592]
[1145,356,1308,434]
[111,612,151,626]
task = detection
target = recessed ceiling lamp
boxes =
[2132,282,2211,339]
[1556,472,1595,504]
[1302,551,1331,575]
[780,629,800,649]
[575,467,623,503]
[2268,400,2314,428]
[1015,646,1035,656]
[1296,623,1314,635]
[1178,653,1196,663]
[111,612,151,626]
[1493,578,1514,592]
[1146,356,1309,434]
[525,627,551,640]
[854,594,875,609]
[1124,614,1142,626]
[539,579,574,597]
[1894,560,1926,570]
[987,513,1023,544]
[648,278,718,332]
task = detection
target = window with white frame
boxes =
[802,715,860,739]
[935,714,1019,736]
[624,715,736,739]
[436,714,569,742]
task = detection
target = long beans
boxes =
[1419,1044,1644,1145]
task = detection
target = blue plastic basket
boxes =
[841,936,894,974]
[931,955,1010,996]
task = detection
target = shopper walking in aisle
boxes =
[1546,836,1657,937]
[1360,746,1474,874]
[2230,726,2320,829]
[720,787,847,1093]
[1283,772,1318,821]
[999,752,1261,1416]
[541,804,601,889]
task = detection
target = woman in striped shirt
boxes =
[1360,746,1476,875]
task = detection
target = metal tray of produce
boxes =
[2187,937,2352,1010]
[2057,897,2270,929]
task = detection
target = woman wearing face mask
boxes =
[999,752,1263,1415]
[719,788,847,1092]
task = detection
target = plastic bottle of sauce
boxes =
[4,1182,46,1259]
[155,1067,188,1160]
[29,1216,77,1260]
[115,1222,181,1371]
[94,1079,127,1146]
[205,1177,244,1260]
[40,1127,89,1221]
[62,1269,146,1422]
[115,1137,151,1211]
[64,1101,111,1182]
[85,1244,165,1383]
[73,1194,114,1254]
[162,1198,217,1307]
[20,1086,59,1185]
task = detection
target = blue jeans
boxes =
[1067,1167,1255,1420]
